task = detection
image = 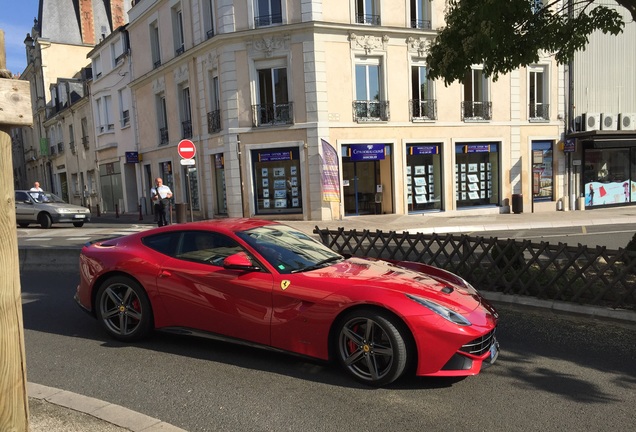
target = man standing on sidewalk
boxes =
[150,177,172,227]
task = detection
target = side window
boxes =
[16,191,29,202]
[142,232,181,257]
[176,231,243,266]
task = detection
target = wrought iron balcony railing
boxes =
[410,99,437,120]
[207,110,221,133]
[461,101,492,121]
[355,14,381,25]
[411,19,431,30]
[529,103,550,121]
[255,14,282,27]
[353,100,390,122]
[252,102,294,127]
[206,29,214,39]
[69,141,76,154]
[176,45,185,56]
[153,59,161,69]
[81,136,89,150]
[182,120,192,138]
[57,142,64,153]
[159,127,169,145]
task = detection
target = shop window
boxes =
[252,147,302,215]
[532,141,553,201]
[455,144,499,208]
[583,147,632,207]
[406,144,442,212]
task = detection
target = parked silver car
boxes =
[15,190,91,228]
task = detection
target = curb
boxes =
[28,382,187,432]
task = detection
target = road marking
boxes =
[25,238,52,241]
[582,226,587,234]
[68,238,91,241]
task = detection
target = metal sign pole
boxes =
[187,166,193,222]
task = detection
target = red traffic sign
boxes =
[177,139,196,159]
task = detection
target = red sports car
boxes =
[75,219,499,386]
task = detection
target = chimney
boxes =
[111,0,126,30]
[79,0,95,45]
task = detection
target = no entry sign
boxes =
[177,139,196,159]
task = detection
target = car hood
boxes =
[311,256,482,312]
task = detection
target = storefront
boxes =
[406,143,442,212]
[532,141,554,201]
[342,144,393,216]
[251,147,302,215]
[99,161,124,213]
[582,139,636,207]
[455,143,500,208]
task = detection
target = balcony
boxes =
[153,59,161,69]
[82,136,89,150]
[353,100,390,122]
[69,141,76,154]
[57,142,64,153]
[529,103,550,121]
[159,127,169,145]
[462,101,492,121]
[206,29,214,40]
[181,120,192,138]
[410,99,437,121]
[252,102,294,127]
[355,14,381,25]
[207,110,221,133]
[254,14,282,27]
[50,146,57,156]
[176,45,185,56]
[411,19,431,30]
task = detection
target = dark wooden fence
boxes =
[314,228,636,311]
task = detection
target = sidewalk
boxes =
[23,205,636,431]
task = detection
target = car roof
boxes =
[145,218,281,236]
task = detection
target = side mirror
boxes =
[223,252,260,271]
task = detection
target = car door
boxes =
[155,231,275,346]
[15,191,37,222]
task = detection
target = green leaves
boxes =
[427,0,627,85]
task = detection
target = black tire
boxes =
[38,213,52,229]
[335,309,409,386]
[95,276,153,342]
[73,222,84,227]
[18,223,29,228]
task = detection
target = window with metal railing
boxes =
[410,99,437,120]
[352,100,389,121]
[529,103,550,121]
[461,101,492,121]
[208,110,221,133]
[252,102,293,126]
[159,127,169,145]
[182,120,192,138]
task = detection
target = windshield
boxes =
[29,191,66,203]
[236,224,342,274]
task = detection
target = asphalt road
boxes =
[21,270,636,432]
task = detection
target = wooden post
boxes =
[0,29,33,432]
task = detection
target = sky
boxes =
[0,0,40,75]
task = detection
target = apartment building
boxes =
[15,0,129,210]
[126,0,563,222]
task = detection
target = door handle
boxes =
[159,270,172,278]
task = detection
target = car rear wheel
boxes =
[336,309,409,386]
[38,213,52,229]
[95,276,153,342]
[73,222,84,227]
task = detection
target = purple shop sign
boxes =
[349,144,386,161]
[464,144,491,153]
[258,151,293,162]
[409,145,439,155]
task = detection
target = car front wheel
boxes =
[335,309,409,386]
[38,213,52,229]
[95,276,153,342]
[73,222,84,227]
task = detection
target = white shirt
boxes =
[30,187,43,192]
[151,184,172,200]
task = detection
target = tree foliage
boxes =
[427,0,633,85]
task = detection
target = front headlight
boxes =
[57,208,73,214]
[406,294,472,326]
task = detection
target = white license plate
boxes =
[74,214,86,219]
[489,339,499,364]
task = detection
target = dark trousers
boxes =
[154,200,169,227]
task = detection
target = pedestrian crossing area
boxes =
[17,225,154,247]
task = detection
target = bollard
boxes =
[115,204,119,218]
[97,204,101,217]
[138,204,143,221]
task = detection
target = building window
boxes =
[173,6,185,55]
[583,145,634,207]
[410,64,436,120]
[93,55,102,78]
[203,0,215,39]
[255,0,282,27]
[355,0,381,25]
[410,0,431,29]
[208,74,221,133]
[354,60,388,121]
[214,154,227,214]
[253,67,292,126]
[81,117,89,150]
[455,143,499,208]
[118,89,130,127]
[180,86,192,138]
[150,21,161,68]
[96,96,114,134]
[532,141,553,201]
[462,68,491,121]
[529,66,549,121]
[157,94,169,145]
[251,147,302,215]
